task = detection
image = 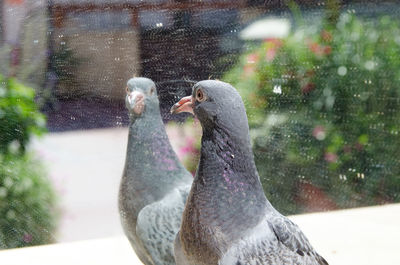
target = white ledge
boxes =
[0,203,399,265]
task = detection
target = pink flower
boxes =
[179,145,193,156]
[178,137,197,157]
[264,38,282,62]
[301,82,316,94]
[323,45,332,55]
[343,145,352,153]
[354,142,364,151]
[263,38,283,47]
[8,0,25,4]
[23,233,33,243]
[307,41,331,56]
[266,48,277,61]
[242,53,259,77]
[324,152,338,163]
[308,42,321,54]
[246,53,259,64]
[243,64,256,77]
[312,126,326,140]
[321,30,333,42]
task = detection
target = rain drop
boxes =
[273,85,282,94]
[364,61,375,70]
[338,66,347,76]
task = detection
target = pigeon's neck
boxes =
[199,126,263,189]
[127,109,166,146]
[183,127,267,243]
[123,111,190,198]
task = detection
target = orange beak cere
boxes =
[170,96,194,115]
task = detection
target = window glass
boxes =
[0,0,399,254]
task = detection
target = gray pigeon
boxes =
[171,80,328,265]
[119,77,192,265]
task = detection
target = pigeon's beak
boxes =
[170,96,194,115]
[126,91,145,115]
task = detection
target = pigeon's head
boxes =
[125,77,159,117]
[171,80,248,133]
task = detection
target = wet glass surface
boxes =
[0,0,399,250]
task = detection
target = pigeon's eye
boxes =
[150,87,155,95]
[126,86,129,93]
[196,89,205,102]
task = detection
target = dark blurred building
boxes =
[4,0,393,130]
[44,0,271,128]
[49,0,263,100]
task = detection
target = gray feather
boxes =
[137,185,191,265]
[220,212,328,265]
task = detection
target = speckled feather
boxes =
[220,212,328,265]
[137,185,191,265]
[175,80,328,265]
[119,77,192,265]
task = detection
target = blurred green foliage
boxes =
[0,75,57,248]
[0,75,46,154]
[224,13,400,214]
[0,154,57,248]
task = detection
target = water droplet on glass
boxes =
[6,210,16,220]
[273,85,282,94]
[365,60,375,70]
[8,140,20,154]
[0,187,7,198]
[338,66,347,76]
[4,177,13,188]
[0,87,5,97]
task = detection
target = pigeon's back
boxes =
[220,211,328,265]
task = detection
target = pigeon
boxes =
[170,80,328,265]
[119,77,193,265]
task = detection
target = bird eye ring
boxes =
[150,86,155,95]
[196,89,205,102]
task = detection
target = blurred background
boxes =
[0,0,399,251]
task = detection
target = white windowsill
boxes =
[0,203,399,265]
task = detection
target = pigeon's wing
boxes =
[220,215,328,265]
[136,185,190,265]
[174,231,191,265]
[267,213,328,264]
